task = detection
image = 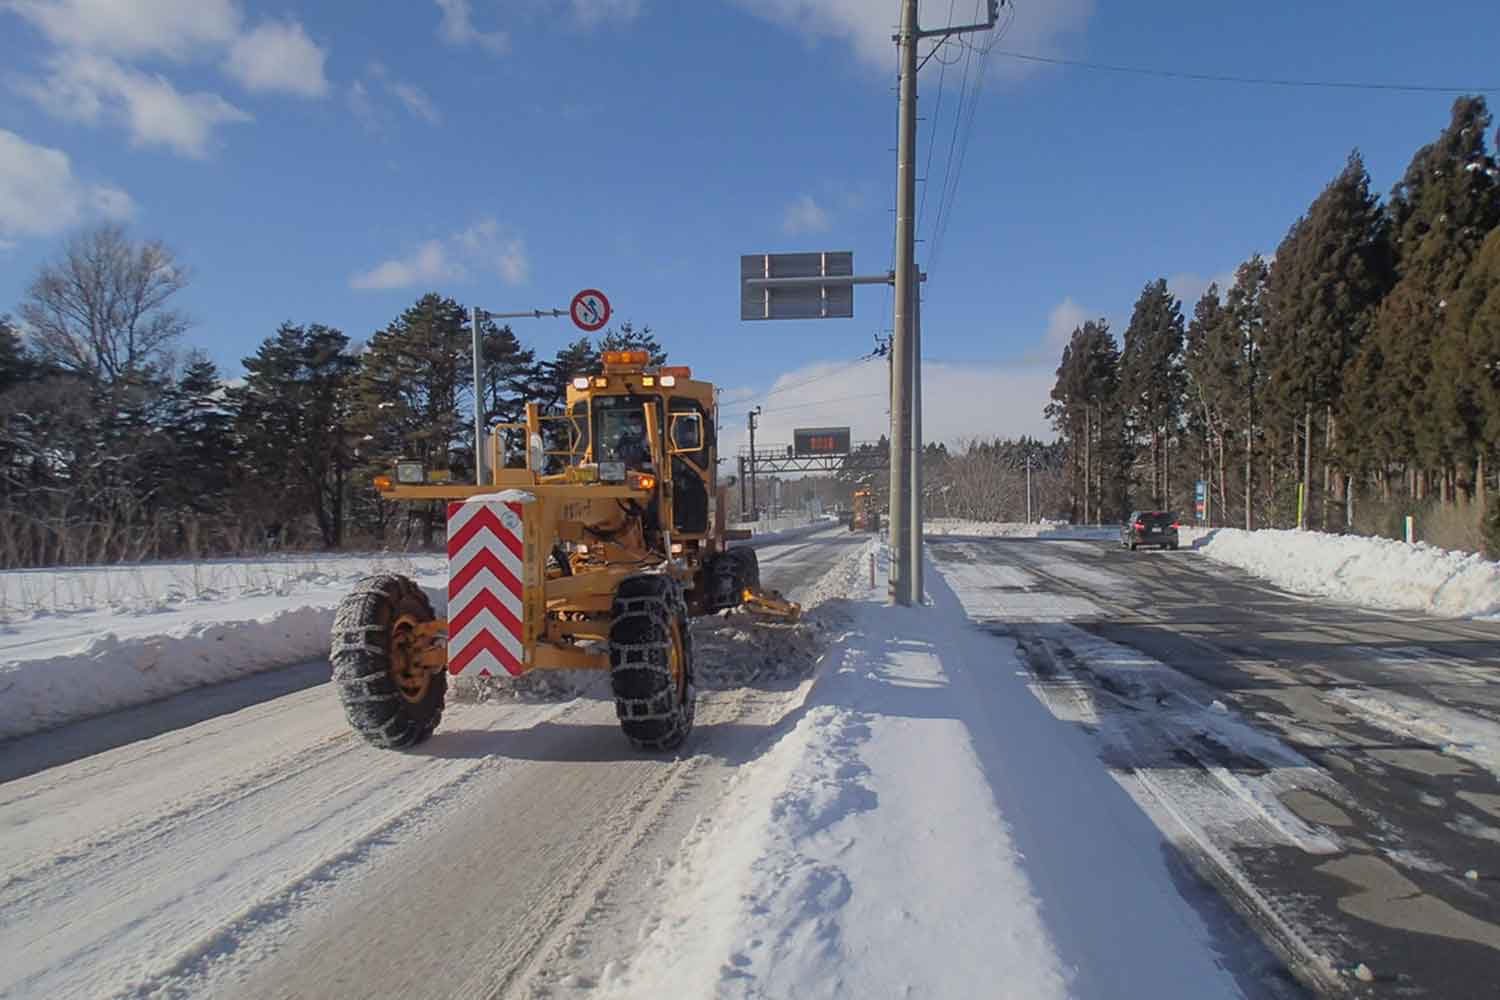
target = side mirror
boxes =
[668,412,703,453]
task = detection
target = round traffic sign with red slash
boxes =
[570,289,611,333]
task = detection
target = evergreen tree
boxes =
[1223,256,1270,528]
[1264,151,1391,526]
[232,323,359,548]
[1441,225,1500,506]
[159,356,237,516]
[478,319,537,425]
[598,321,667,365]
[1118,279,1185,508]
[538,337,601,410]
[1047,320,1121,522]
[0,316,30,393]
[1370,96,1500,496]
[1183,285,1234,524]
[349,294,474,545]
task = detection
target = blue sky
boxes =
[3,0,1499,452]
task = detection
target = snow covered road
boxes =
[0,528,866,1000]
[927,532,1500,999]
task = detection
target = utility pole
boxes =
[889,0,1000,606]
[748,406,762,520]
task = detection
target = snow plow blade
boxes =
[741,587,801,621]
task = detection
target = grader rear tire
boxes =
[331,574,447,749]
[609,576,695,751]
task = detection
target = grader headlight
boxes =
[396,460,424,485]
[572,376,590,390]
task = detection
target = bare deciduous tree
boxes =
[20,224,190,386]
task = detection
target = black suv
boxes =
[1121,511,1180,551]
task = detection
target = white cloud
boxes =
[1043,296,1090,350]
[731,0,1093,75]
[719,354,1056,458]
[20,52,251,158]
[435,0,509,54]
[348,80,377,127]
[224,18,329,98]
[4,0,240,59]
[352,217,530,291]
[0,128,135,240]
[567,0,642,27]
[782,194,831,236]
[1166,269,1238,310]
[390,81,441,124]
[351,239,454,290]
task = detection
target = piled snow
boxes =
[730,515,835,546]
[925,517,1118,540]
[1193,528,1500,619]
[729,512,824,535]
[598,541,1245,999]
[0,553,447,741]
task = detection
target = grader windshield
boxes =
[593,394,658,471]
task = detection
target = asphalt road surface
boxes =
[928,532,1500,1000]
[0,526,866,1000]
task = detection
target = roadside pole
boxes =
[888,0,917,605]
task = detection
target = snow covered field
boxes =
[926,517,1119,540]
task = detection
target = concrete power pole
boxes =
[889,0,999,606]
[888,0,918,605]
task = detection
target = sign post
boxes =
[1195,479,1207,524]
[470,289,609,485]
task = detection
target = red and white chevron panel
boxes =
[446,499,527,677]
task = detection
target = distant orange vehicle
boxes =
[850,489,881,533]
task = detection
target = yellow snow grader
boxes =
[331,350,798,752]
[850,488,881,533]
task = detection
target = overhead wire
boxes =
[990,50,1499,94]
[917,0,960,252]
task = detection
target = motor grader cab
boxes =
[331,350,797,753]
[850,489,880,533]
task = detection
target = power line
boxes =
[718,355,882,417]
[992,50,1499,94]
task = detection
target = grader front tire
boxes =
[609,576,695,752]
[331,574,447,749]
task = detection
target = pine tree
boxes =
[232,323,359,548]
[349,294,474,545]
[1118,279,1185,508]
[478,319,537,425]
[598,321,667,365]
[538,337,601,410]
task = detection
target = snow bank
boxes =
[925,517,1118,541]
[734,515,837,546]
[1193,528,1500,619]
[0,606,339,741]
[0,553,447,742]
